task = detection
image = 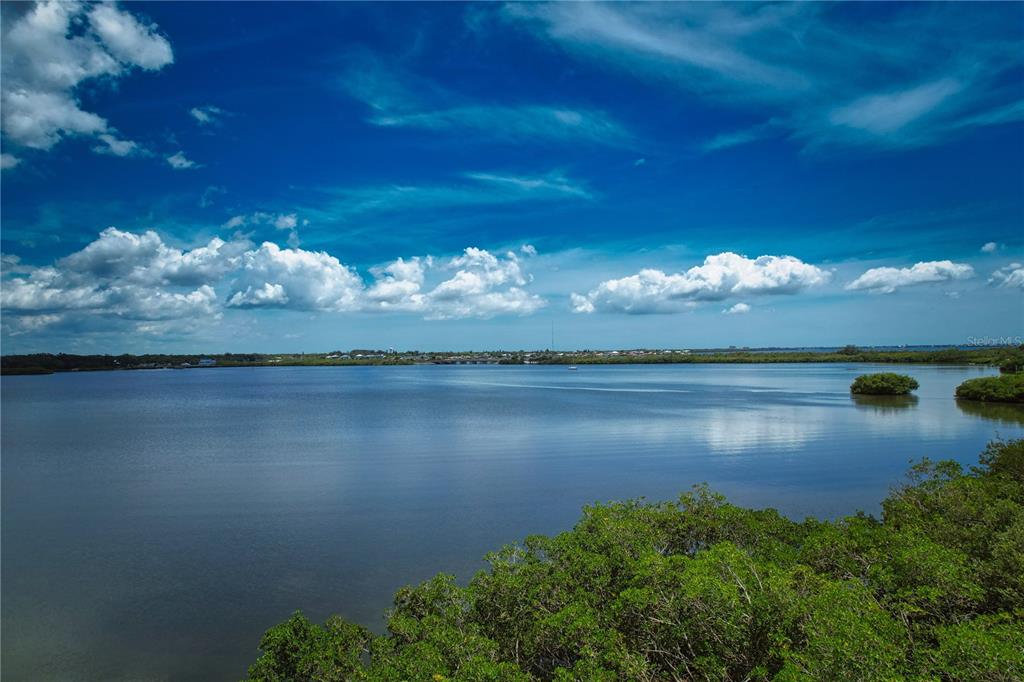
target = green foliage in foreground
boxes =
[246,440,1024,682]
[850,373,919,396]
[956,373,1024,404]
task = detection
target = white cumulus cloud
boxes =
[222,211,305,247]
[365,257,428,308]
[989,263,1024,290]
[572,252,829,314]
[58,227,249,286]
[93,133,143,157]
[423,248,544,319]
[361,248,545,319]
[980,241,1001,254]
[1,228,235,326]
[227,242,363,311]
[189,105,226,126]
[166,151,198,170]
[87,3,173,69]
[723,302,751,315]
[1,1,172,156]
[846,260,974,294]
[2,228,549,336]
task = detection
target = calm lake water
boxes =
[3,363,1022,680]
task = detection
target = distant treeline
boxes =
[2,345,1021,376]
[0,352,412,375]
[533,346,1023,368]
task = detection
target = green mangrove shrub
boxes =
[998,347,1024,374]
[246,440,1024,682]
[850,373,919,395]
[956,373,1024,403]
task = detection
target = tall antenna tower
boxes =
[551,321,555,351]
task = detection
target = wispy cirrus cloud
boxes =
[828,79,963,137]
[502,3,1024,152]
[339,53,634,148]
[505,3,808,91]
[461,171,592,200]
[701,122,779,152]
[307,169,593,221]
[371,105,631,147]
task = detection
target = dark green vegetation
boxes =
[2,346,1019,375]
[246,440,1024,682]
[0,352,413,375]
[997,347,1024,374]
[956,373,1024,404]
[850,373,919,396]
[534,346,1019,367]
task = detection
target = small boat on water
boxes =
[568,365,578,371]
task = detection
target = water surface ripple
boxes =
[2,364,1020,680]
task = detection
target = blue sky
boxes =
[1,1,1022,353]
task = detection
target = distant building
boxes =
[197,358,216,367]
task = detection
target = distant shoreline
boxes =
[2,346,1020,375]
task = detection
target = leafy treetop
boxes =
[246,440,1024,682]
